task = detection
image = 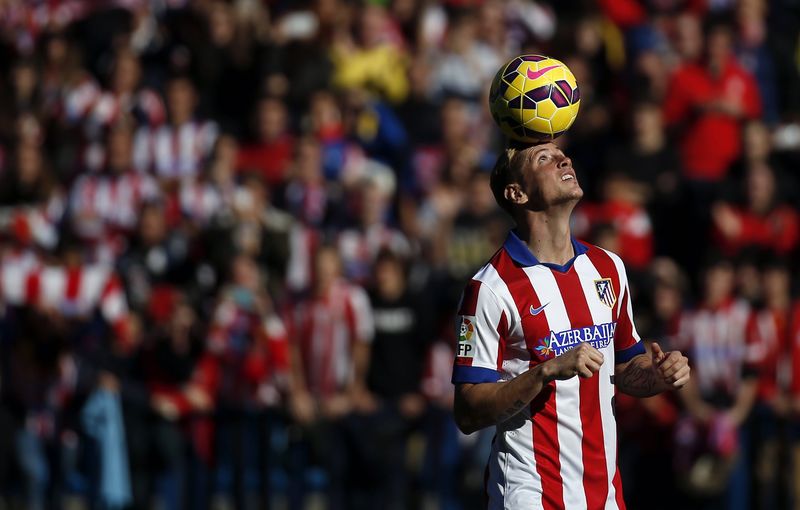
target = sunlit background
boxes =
[0,0,798,509]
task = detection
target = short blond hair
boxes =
[490,146,530,215]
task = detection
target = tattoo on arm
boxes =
[616,357,660,398]
[496,399,527,423]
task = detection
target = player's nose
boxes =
[557,155,572,169]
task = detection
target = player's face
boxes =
[518,142,583,210]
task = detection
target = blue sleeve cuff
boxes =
[616,342,646,364]
[451,365,501,384]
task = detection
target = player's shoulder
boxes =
[458,251,511,310]
[578,240,625,266]
[465,262,502,296]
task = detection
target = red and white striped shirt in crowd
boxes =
[671,298,757,401]
[337,225,411,284]
[0,257,129,341]
[80,88,166,171]
[452,231,644,510]
[285,224,321,293]
[178,179,234,226]
[287,280,374,398]
[69,170,160,238]
[746,307,792,403]
[0,0,89,51]
[85,89,165,133]
[0,194,65,250]
[133,121,218,180]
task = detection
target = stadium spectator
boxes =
[606,102,684,259]
[672,256,759,510]
[81,49,165,171]
[663,17,761,182]
[711,161,799,257]
[117,201,193,312]
[331,3,409,104]
[365,249,432,509]
[138,291,215,510]
[285,245,374,510]
[747,257,794,509]
[69,121,160,262]
[337,173,410,285]
[236,97,294,187]
[207,255,290,509]
[133,76,218,182]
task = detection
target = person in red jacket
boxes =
[711,161,799,257]
[663,17,762,182]
[747,258,794,509]
[662,15,763,278]
[236,97,294,187]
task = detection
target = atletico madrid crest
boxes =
[594,278,616,308]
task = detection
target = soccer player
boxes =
[452,142,691,509]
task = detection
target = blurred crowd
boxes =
[0,0,798,509]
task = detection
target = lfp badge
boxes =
[457,317,475,358]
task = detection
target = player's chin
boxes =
[560,185,583,201]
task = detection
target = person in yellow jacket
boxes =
[331,4,409,104]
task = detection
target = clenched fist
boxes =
[541,342,604,382]
[651,342,691,389]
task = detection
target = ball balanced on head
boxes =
[488,55,581,142]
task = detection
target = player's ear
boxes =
[504,183,528,206]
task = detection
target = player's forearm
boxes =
[454,364,549,434]
[615,354,669,398]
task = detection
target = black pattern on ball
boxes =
[528,85,551,102]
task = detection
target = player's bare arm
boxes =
[615,342,690,398]
[454,343,604,434]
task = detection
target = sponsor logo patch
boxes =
[534,321,617,359]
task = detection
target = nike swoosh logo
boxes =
[526,65,559,81]
[530,303,549,316]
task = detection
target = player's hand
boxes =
[651,342,690,389]
[542,342,604,381]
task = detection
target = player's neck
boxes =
[515,210,574,266]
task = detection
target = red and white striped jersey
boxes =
[671,298,757,400]
[178,179,234,226]
[451,231,644,510]
[0,194,65,250]
[0,257,129,342]
[69,171,160,237]
[85,90,166,134]
[287,280,374,398]
[337,224,411,285]
[133,121,218,180]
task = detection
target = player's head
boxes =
[490,141,582,218]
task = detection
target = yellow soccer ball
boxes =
[488,55,581,143]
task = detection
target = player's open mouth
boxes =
[561,174,574,181]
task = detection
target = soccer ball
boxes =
[488,55,581,143]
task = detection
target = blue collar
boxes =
[503,230,588,273]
